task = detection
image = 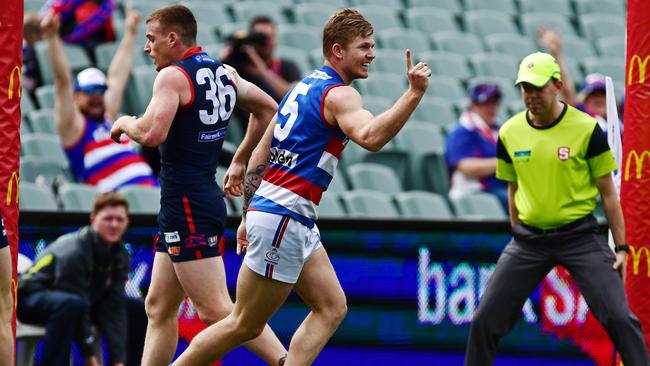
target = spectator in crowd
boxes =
[23,12,44,95]
[445,82,508,210]
[17,192,132,366]
[223,16,301,103]
[0,216,12,366]
[41,8,158,192]
[577,72,624,132]
[42,0,116,55]
[222,16,302,130]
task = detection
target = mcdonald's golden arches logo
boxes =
[11,278,17,310]
[628,54,650,85]
[630,245,650,278]
[624,150,650,181]
[6,171,19,206]
[7,65,21,100]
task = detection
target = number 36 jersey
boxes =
[159,47,236,195]
[250,66,348,228]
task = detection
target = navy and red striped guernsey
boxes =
[158,46,237,196]
[249,66,348,228]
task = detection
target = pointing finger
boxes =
[405,49,412,72]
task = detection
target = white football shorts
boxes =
[244,211,322,284]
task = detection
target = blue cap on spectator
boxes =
[577,73,606,102]
[468,82,502,104]
[74,67,107,94]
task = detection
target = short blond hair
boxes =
[322,8,373,59]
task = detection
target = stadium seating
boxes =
[580,14,626,41]
[518,0,573,16]
[469,53,519,80]
[20,157,70,185]
[377,28,431,54]
[597,36,626,58]
[17,0,628,223]
[464,11,520,37]
[357,72,405,100]
[352,6,403,29]
[430,31,484,58]
[27,109,56,135]
[484,33,538,60]
[574,0,626,17]
[318,192,347,218]
[21,133,68,167]
[34,41,92,85]
[229,1,291,23]
[340,189,400,218]
[394,191,454,219]
[420,51,473,80]
[450,192,508,220]
[464,0,517,14]
[278,25,322,52]
[118,185,161,214]
[371,49,409,76]
[404,8,460,34]
[411,98,458,127]
[347,163,403,195]
[19,182,58,211]
[519,13,578,37]
[34,84,55,110]
[58,183,100,212]
[292,3,338,28]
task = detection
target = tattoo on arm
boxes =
[242,163,267,218]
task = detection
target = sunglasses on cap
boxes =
[76,84,107,95]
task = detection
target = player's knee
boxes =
[197,305,232,326]
[144,294,177,322]
[232,317,265,342]
[319,297,348,327]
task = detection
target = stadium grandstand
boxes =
[20,0,626,220]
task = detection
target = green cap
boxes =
[515,52,561,87]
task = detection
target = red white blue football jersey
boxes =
[250,66,348,227]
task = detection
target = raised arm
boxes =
[594,174,627,278]
[41,11,84,145]
[110,66,184,146]
[223,65,278,196]
[104,7,141,121]
[538,27,577,106]
[324,50,431,152]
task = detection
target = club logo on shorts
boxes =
[558,147,570,161]
[265,248,280,265]
[165,231,180,243]
[168,246,181,256]
[207,235,219,247]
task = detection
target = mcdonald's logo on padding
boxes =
[628,54,650,85]
[8,65,21,100]
[630,245,650,278]
[624,150,650,181]
[6,171,19,206]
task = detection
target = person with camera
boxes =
[224,16,302,103]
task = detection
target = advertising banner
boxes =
[622,0,650,356]
[0,0,23,344]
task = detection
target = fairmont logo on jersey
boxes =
[558,147,571,161]
[514,150,532,157]
[197,127,227,142]
[270,147,298,168]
